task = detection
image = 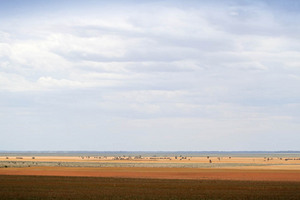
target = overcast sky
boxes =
[1,0,300,151]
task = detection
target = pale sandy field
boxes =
[1,155,300,181]
[1,155,300,165]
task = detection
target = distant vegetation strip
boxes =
[1,151,300,157]
[0,160,289,168]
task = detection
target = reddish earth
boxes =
[1,166,300,182]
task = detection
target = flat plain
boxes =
[1,155,300,199]
[1,175,300,200]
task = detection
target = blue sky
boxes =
[0,0,300,151]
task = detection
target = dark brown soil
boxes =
[1,175,300,200]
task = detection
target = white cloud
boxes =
[37,76,85,88]
[1,0,300,150]
[0,72,36,91]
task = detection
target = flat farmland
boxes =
[1,175,300,200]
[1,166,300,182]
[1,155,300,199]
[1,155,300,169]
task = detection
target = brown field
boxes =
[1,175,300,200]
[1,155,300,199]
[1,166,300,182]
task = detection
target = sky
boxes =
[0,0,300,151]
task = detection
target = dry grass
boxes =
[1,156,300,165]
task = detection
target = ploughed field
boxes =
[1,175,300,200]
[1,155,300,199]
[1,166,300,182]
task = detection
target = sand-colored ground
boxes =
[1,156,300,181]
[1,166,300,182]
[1,156,300,165]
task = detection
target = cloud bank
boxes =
[0,0,300,150]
